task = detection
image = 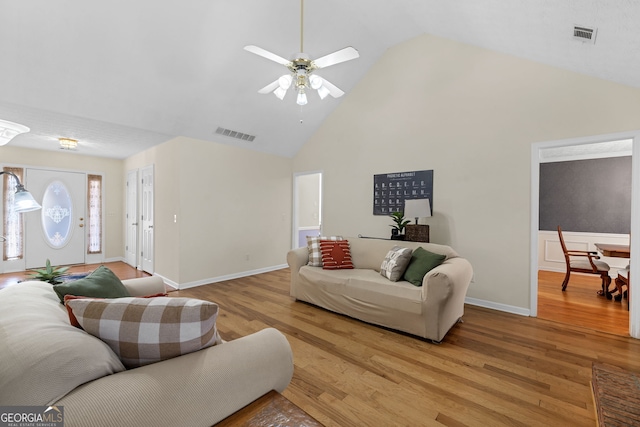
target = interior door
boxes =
[125,170,138,268]
[140,165,154,273]
[25,169,86,268]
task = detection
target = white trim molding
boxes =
[156,264,289,290]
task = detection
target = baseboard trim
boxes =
[465,297,530,317]
[159,264,289,290]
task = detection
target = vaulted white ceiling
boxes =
[0,0,638,159]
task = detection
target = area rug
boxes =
[591,362,640,426]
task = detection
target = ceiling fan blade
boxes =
[244,45,291,66]
[258,79,280,94]
[319,78,345,98]
[313,46,359,69]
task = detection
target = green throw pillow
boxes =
[403,247,446,287]
[53,265,131,303]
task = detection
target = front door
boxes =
[25,169,86,268]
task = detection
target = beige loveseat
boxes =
[288,237,473,342]
[0,276,293,427]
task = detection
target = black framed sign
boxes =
[373,170,433,215]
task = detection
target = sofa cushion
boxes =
[307,235,343,266]
[65,297,223,368]
[298,267,423,314]
[52,265,131,303]
[380,246,413,281]
[403,247,447,286]
[0,281,125,405]
[347,237,458,271]
[320,240,354,270]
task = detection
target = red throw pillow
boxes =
[63,293,168,328]
[319,240,354,270]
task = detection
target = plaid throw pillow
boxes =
[319,240,354,270]
[63,293,168,328]
[307,235,343,266]
[65,297,222,368]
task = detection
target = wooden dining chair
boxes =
[614,266,630,309]
[557,226,612,296]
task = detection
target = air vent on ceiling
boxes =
[573,25,597,44]
[215,127,256,142]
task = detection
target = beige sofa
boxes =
[0,276,293,427]
[288,237,473,342]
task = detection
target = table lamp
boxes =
[404,198,431,224]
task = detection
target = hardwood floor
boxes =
[538,270,629,336]
[171,268,640,427]
[2,263,638,426]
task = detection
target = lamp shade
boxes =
[404,198,431,220]
[14,188,42,212]
[0,171,42,213]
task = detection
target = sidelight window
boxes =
[87,174,102,254]
[2,167,24,260]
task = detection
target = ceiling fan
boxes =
[244,0,359,106]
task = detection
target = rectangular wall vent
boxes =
[215,127,256,142]
[573,25,597,44]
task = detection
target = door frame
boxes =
[292,171,323,249]
[530,130,640,338]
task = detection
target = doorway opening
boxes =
[292,171,322,249]
[530,131,640,339]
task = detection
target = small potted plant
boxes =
[26,259,70,285]
[389,211,409,240]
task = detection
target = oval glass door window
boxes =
[41,180,73,247]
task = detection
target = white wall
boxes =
[125,136,293,288]
[293,34,640,312]
[1,146,124,271]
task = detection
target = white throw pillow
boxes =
[380,246,413,281]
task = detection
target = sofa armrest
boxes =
[420,257,473,341]
[55,327,294,427]
[422,257,473,301]
[121,276,166,296]
[287,247,309,272]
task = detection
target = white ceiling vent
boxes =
[215,127,256,142]
[573,25,597,44]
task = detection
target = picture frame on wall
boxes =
[373,170,433,215]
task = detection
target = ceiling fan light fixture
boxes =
[317,85,330,100]
[296,90,308,106]
[245,0,358,107]
[309,74,323,90]
[278,75,292,90]
[273,86,287,100]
